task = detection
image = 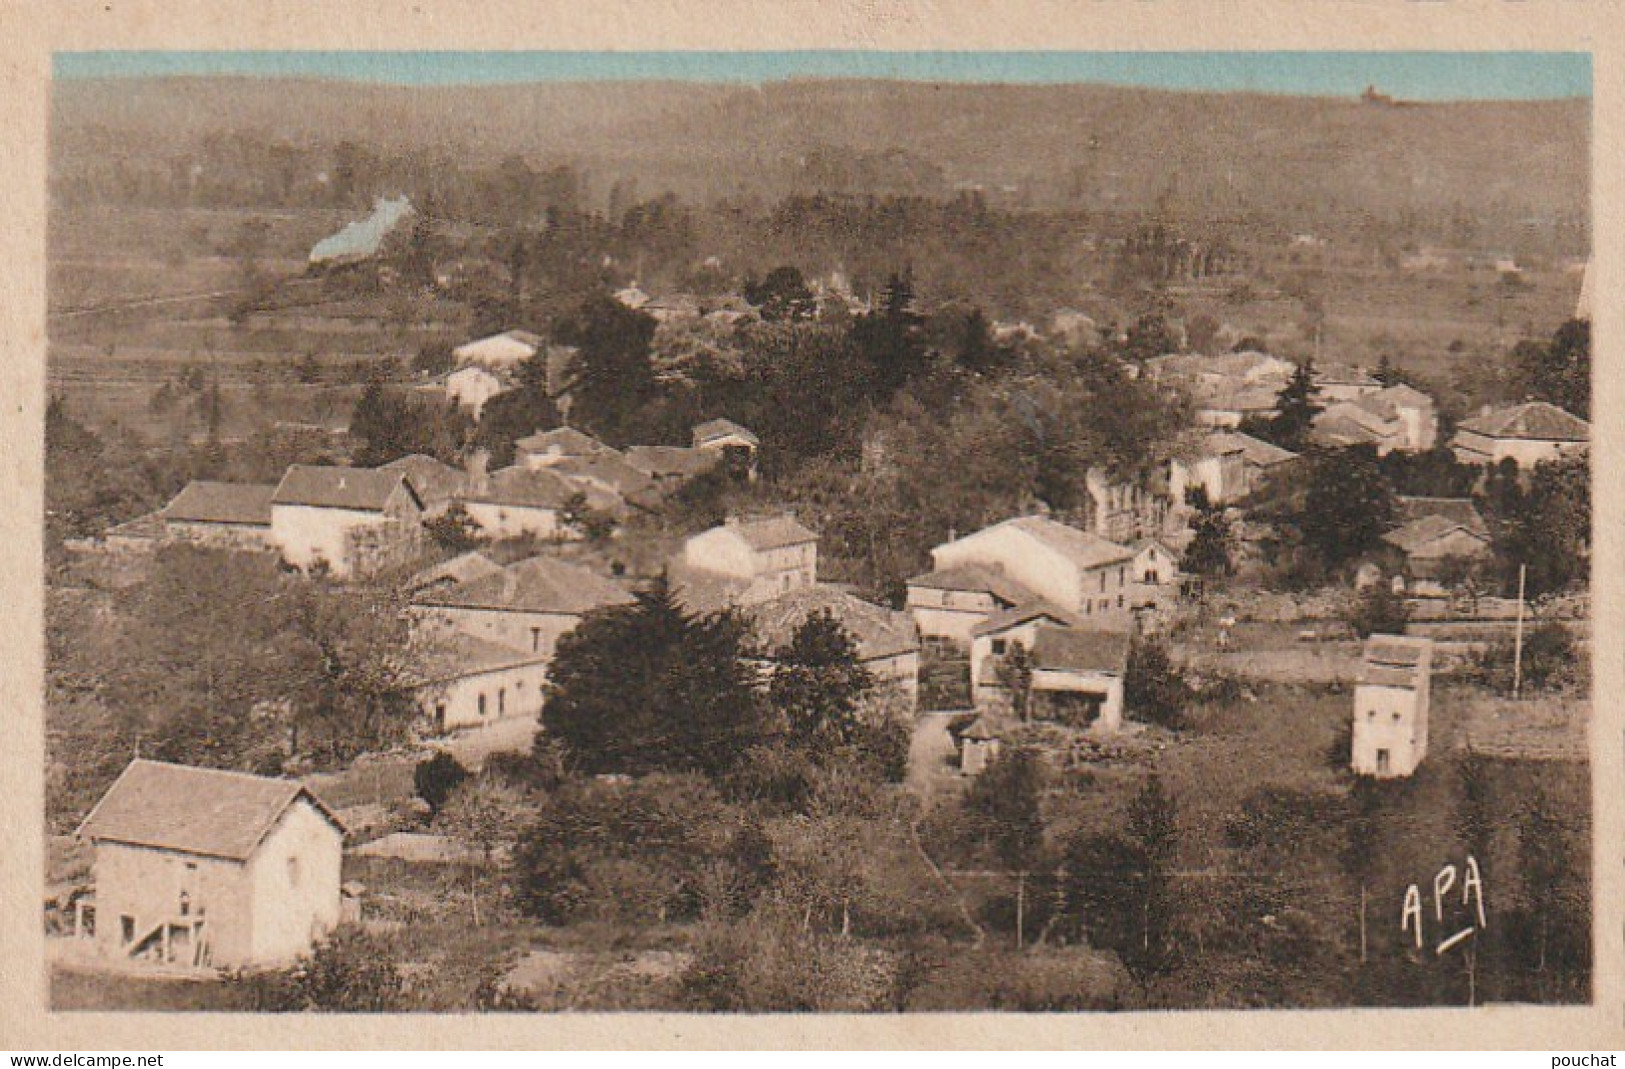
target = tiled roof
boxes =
[1393,496,1487,536]
[1353,384,1433,420]
[406,631,550,685]
[725,515,819,552]
[1227,431,1299,467]
[514,426,616,457]
[416,555,634,615]
[1381,515,1491,556]
[380,455,471,508]
[406,551,503,593]
[470,466,579,509]
[1456,402,1589,442]
[1003,516,1133,570]
[906,563,1036,607]
[161,481,275,526]
[624,445,721,479]
[1314,362,1380,387]
[1359,635,1431,687]
[77,760,344,862]
[549,454,656,499]
[272,465,418,513]
[971,600,1083,638]
[1029,626,1132,674]
[745,584,920,662]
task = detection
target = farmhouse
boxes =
[548,453,658,509]
[75,760,345,970]
[462,466,582,540]
[412,554,635,656]
[1380,498,1492,595]
[408,631,552,733]
[623,445,721,486]
[927,515,1134,626]
[1130,537,1181,590]
[269,465,426,578]
[405,550,504,596]
[1351,635,1433,778]
[378,454,471,518]
[156,481,277,551]
[1168,432,1248,506]
[453,329,543,371]
[905,563,1042,645]
[443,365,508,417]
[1450,402,1590,468]
[1313,362,1382,403]
[968,602,1081,707]
[1313,384,1437,454]
[681,515,820,605]
[692,418,760,477]
[515,426,620,470]
[975,623,1131,731]
[1193,384,1280,429]
[743,584,922,707]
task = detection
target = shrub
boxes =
[1126,639,1194,730]
[414,751,470,816]
[1344,582,1409,639]
[225,928,406,1012]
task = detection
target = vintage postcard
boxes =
[1,0,1620,1050]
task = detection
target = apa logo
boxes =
[1401,855,1487,955]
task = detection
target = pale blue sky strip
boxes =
[53,51,1591,101]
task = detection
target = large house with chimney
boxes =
[411,554,635,658]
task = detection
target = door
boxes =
[1376,748,1391,774]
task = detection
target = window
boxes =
[1118,595,1125,609]
[531,627,542,653]
[1085,601,1092,616]
[120,915,135,945]
[1099,572,1107,593]
[991,639,1007,655]
[1119,566,1126,588]
[478,693,487,718]
[287,857,301,887]
[498,688,506,716]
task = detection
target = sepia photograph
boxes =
[29,39,1598,1025]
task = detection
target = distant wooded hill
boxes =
[52,76,1588,228]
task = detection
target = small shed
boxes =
[958,715,1002,776]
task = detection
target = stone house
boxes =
[905,562,1042,645]
[443,365,508,417]
[514,426,619,470]
[411,554,635,657]
[462,466,582,541]
[691,418,760,478]
[926,515,1135,628]
[740,584,922,709]
[975,623,1131,731]
[75,760,345,970]
[1450,402,1590,468]
[968,602,1081,707]
[680,515,820,606]
[1351,635,1433,778]
[1380,498,1492,596]
[1168,433,1248,506]
[155,481,278,551]
[269,466,425,579]
[408,631,552,733]
[378,455,471,519]
[623,445,721,487]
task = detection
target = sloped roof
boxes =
[470,466,579,509]
[1359,635,1431,687]
[959,715,1000,742]
[906,563,1039,606]
[693,418,760,447]
[1314,362,1380,387]
[161,481,275,526]
[380,455,470,507]
[515,426,616,457]
[1381,515,1492,556]
[1353,383,1433,420]
[406,550,503,593]
[1456,402,1589,442]
[1393,496,1487,536]
[722,515,819,552]
[272,465,419,513]
[1227,431,1299,468]
[624,445,721,479]
[309,196,413,265]
[1030,626,1132,674]
[745,584,920,662]
[417,555,634,615]
[454,330,543,367]
[77,760,344,862]
[1199,385,1281,415]
[550,454,656,499]
[1311,406,1386,447]
[972,600,1083,638]
[406,631,550,685]
[1002,516,1133,570]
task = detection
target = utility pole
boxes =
[1512,563,1528,699]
